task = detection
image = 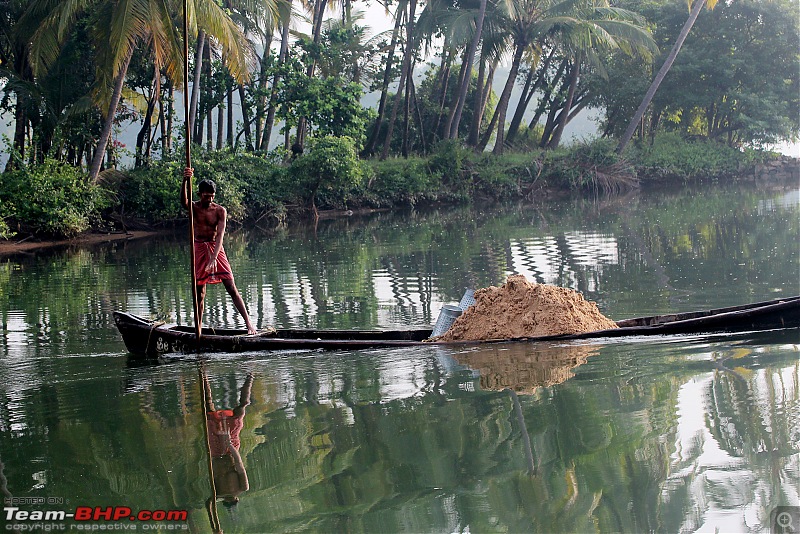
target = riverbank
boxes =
[1,135,797,249]
[0,230,159,257]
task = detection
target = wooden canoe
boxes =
[113,296,799,357]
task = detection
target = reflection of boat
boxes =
[452,344,599,394]
[113,296,800,356]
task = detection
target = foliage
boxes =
[539,138,639,192]
[113,160,184,221]
[118,147,290,223]
[289,136,368,210]
[274,57,375,148]
[592,0,800,147]
[364,157,440,207]
[0,159,108,237]
[626,133,770,181]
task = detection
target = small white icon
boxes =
[776,511,795,532]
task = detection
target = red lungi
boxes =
[206,409,243,456]
[194,241,234,285]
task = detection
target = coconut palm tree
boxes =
[616,0,716,153]
[24,0,256,182]
[476,0,655,154]
[543,3,657,149]
[448,0,488,139]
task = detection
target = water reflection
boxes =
[0,183,797,533]
[450,342,600,393]
[200,366,254,532]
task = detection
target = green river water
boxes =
[0,181,798,533]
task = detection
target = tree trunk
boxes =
[506,48,556,145]
[166,82,173,154]
[381,0,417,160]
[363,1,404,157]
[8,100,26,171]
[449,0,487,139]
[135,79,157,167]
[482,42,524,155]
[443,48,469,139]
[227,87,234,147]
[411,75,427,153]
[8,46,31,169]
[216,98,224,149]
[480,61,496,119]
[546,54,581,149]
[159,79,168,155]
[616,0,708,153]
[89,47,134,183]
[239,84,253,150]
[467,52,486,147]
[189,30,206,137]
[296,0,327,149]
[401,59,415,157]
[205,44,213,149]
[504,68,536,146]
[254,28,274,148]
[263,9,292,151]
[429,47,453,145]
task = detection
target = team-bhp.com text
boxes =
[4,507,188,531]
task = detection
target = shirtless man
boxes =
[181,167,257,334]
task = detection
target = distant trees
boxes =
[602,0,800,150]
[0,0,797,176]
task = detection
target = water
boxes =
[1,181,798,533]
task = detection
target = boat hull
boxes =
[113,296,800,357]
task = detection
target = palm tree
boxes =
[477,0,655,154]
[544,3,657,149]
[616,0,716,154]
[363,0,405,157]
[380,0,418,160]
[448,0,488,139]
[25,0,255,182]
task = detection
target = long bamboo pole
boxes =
[184,0,202,346]
[199,363,222,533]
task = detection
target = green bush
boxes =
[472,152,543,199]
[0,159,107,238]
[114,161,183,221]
[119,148,289,223]
[628,133,768,182]
[365,157,439,206]
[426,140,475,201]
[289,136,367,210]
[539,139,638,192]
[0,199,13,239]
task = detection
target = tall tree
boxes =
[381,0,418,160]
[25,0,255,182]
[448,0,488,138]
[616,0,716,153]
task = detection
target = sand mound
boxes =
[435,275,617,341]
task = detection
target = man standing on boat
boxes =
[182,167,258,334]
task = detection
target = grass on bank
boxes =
[0,133,778,240]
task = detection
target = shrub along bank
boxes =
[0,134,780,240]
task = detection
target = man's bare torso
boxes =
[193,201,224,242]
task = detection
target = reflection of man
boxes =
[204,373,253,507]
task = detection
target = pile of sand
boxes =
[434,275,617,341]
